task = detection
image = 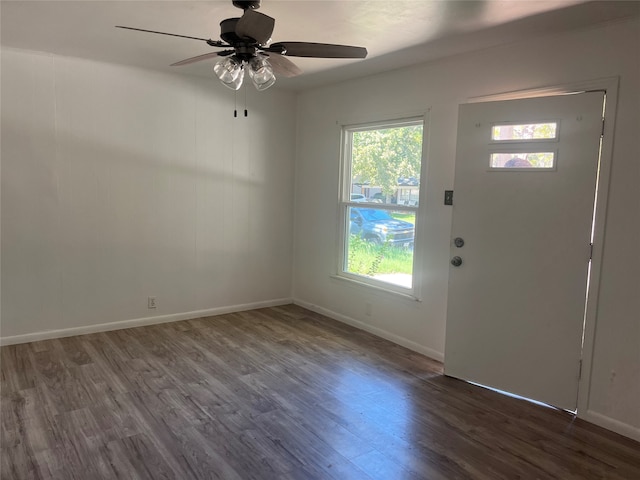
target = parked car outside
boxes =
[350,193,367,202]
[349,208,414,247]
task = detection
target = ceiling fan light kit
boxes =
[248,55,276,91]
[116,0,367,91]
[213,53,275,91]
[213,56,245,90]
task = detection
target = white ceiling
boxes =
[1,1,638,91]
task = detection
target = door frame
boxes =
[464,77,619,426]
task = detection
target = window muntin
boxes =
[340,118,424,292]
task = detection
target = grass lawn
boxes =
[347,236,413,276]
[391,212,415,224]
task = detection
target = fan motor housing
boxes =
[220,18,243,44]
[232,1,261,10]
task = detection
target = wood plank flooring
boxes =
[2,304,639,479]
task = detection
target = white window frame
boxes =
[336,115,427,299]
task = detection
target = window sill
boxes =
[329,274,421,302]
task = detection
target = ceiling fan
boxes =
[116,0,368,91]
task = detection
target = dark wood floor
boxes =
[1,305,639,479]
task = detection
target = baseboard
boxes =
[581,410,640,442]
[0,298,293,346]
[293,298,444,362]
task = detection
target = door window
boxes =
[490,152,555,169]
[491,122,558,141]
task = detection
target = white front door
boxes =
[444,92,604,411]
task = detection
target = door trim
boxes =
[467,77,619,425]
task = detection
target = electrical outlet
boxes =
[148,296,157,309]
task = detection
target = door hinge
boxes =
[578,359,583,380]
[601,118,605,137]
[589,243,594,260]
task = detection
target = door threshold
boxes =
[466,380,577,415]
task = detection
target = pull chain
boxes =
[244,85,248,117]
[234,89,238,117]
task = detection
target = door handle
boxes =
[451,256,463,267]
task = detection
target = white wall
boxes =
[1,48,297,340]
[293,18,639,438]
[1,17,637,441]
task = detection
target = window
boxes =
[339,118,425,294]
[489,121,559,170]
[490,152,555,169]
[491,122,557,141]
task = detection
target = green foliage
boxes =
[347,234,370,274]
[347,235,413,277]
[351,125,423,196]
[524,152,554,168]
[367,240,389,277]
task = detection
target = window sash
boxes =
[338,117,425,295]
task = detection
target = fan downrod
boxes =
[232,1,261,10]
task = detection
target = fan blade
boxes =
[116,26,229,48]
[268,42,367,59]
[171,51,234,67]
[264,53,303,78]
[235,9,275,45]
[116,26,209,42]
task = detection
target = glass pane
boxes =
[350,124,423,205]
[490,152,555,169]
[492,123,557,141]
[346,206,415,288]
